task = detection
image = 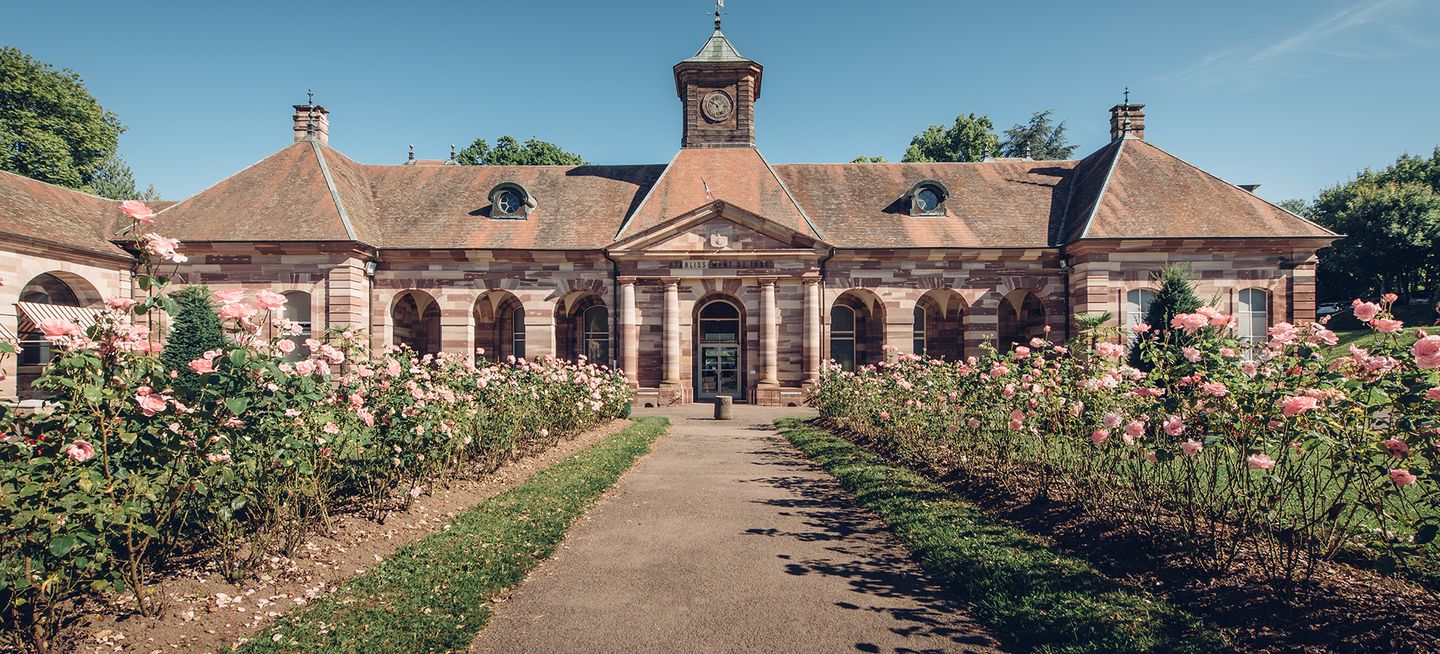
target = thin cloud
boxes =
[1151,0,1429,88]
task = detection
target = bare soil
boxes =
[834,423,1440,654]
[73,419,630,654]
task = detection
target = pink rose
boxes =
[1095,342,1126,359]
[188,358,215,374]
[1390,468,1418,487]
[1103,412,1123,428]
[136,393,168,416]
[1279,395,1319,416]
[1130,322,1151,334]
[1384,438,1410,458]
[1170,313,1209,334]
[1091,428,1109,444]
[66,439,95,463]
[322,422,340,435]
[1180,439,1203,456]
[878,411,890,421]
[1372,318,1404,334]
[1247,453,1276,470]
[105,297,137,311]
[1427,387,1440,401]
[1013,346,1031,359]
[1124,419,1145,444]
[1412,335,1440,370]
[1181,347,1202,363]
[1382,293,1399,304]
[277,339,296,354]
[1200,381,1228,397]
[294,360,316,376]
[213,288,247,304]
[142,232,186,263]
[37,318,81,339]
[255,290,288,310]
[1163,415,1186,437]
[1352,301,1381,323]
[218,302,257,320]
[119,200,156,223]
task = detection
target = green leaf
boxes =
[226,397,250,416]
[49,534,76,557]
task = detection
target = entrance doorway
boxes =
[695,299,743,401]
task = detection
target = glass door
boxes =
[698,345,740,399]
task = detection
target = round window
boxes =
[497,189,523,214]
[916,187,942,213]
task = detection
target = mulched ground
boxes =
[66,419,630,654]
[831,422,1440,654]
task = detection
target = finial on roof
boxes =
[449,143,456,161]
[407,144,415,162]
[305,87,316,136]
[715,0,724,30]
[1123,86,1130,106]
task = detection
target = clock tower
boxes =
[674,13,763,148]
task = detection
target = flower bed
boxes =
[809,297,1440,587]
[0,202,633,654]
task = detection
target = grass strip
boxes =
[776,418,1227,654]
[232,417,668,654]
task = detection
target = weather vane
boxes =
[1123,86,1130,106]
[714,0,724,29]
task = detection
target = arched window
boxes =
[283,291,312,361]
[1237,288,1269,357]
[511,306,527,359]
[1125,289,1156,330]
[912,305,926,356]
[830,305,857,371]
[18,274,82,367]
[583,305,609,364]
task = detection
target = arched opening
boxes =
[555,293,610,365]
[474,290,526,361]
[694,298,743,401]
[1124,288,1157,343]
[916,288,966,360]
[15,272,103,399]
[282,291,312,361]
[1237,287,1269,359]
[997,289,1047,350]
[829,290,885,371]
[391,290,440,356]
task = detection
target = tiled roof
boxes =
[0,170,130,258]
[1069,138,1336,241]
[774,160,1076,248]
[619,147,818,241]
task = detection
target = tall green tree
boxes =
[90,153,162,201]
[161,286,227,380]
[0,46,124,192]
[1310,148,1440,300]
[1000,110,1076,160]
[901,113,1000,163]
[455,136,585,166]
[1130,264,1203,369]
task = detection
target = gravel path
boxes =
[469,404,1005,654]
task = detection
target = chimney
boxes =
[292,103,330,144]
[1108,103,1145,140]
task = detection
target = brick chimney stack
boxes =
[292,103,330,144]
[1109,103,1145,140]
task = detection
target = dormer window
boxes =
[488,183,536,219]
[906,180,949,217]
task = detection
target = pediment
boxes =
[607,200,827,255]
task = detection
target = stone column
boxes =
[803,278,820,383]
[325,257,371,333]
[620,279,638,382]
[759,278,778,386]
[662,280,681,386]
[439,292,476,360]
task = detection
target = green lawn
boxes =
[1320,302,1430,359]
[776,418,1226,654]
[232,417,668,654]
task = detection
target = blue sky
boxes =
[5,0,1438,203]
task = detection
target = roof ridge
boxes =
[1076,139,1126,241]
[1124,139,1339,238]
[309,140,361,243]
[613,148,682,240]
[755,149,825,241]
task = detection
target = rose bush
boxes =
[0,203,632,653]
[810,296,1440,586]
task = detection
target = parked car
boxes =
[1316,302,1343,317]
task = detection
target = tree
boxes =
[0,46,124,192]
[1000,110,1076,160]
[161,286,226,380]
[1310,148,1440,300]
[850,155,887,163]
[455,136,585,166]
[90,153,162,201]
[901,113,1000,163]
[1276,198,1311,218]
[1130,264,1203,369]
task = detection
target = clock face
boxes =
[701,91,733,122]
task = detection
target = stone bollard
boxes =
[714,395,733,420]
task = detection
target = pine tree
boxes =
[1129,264,1202,369]
[162,286,226,377]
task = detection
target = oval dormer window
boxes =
[488,183,535,219]
[907,180,949,217]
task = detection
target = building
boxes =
[0,19,1336,405]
